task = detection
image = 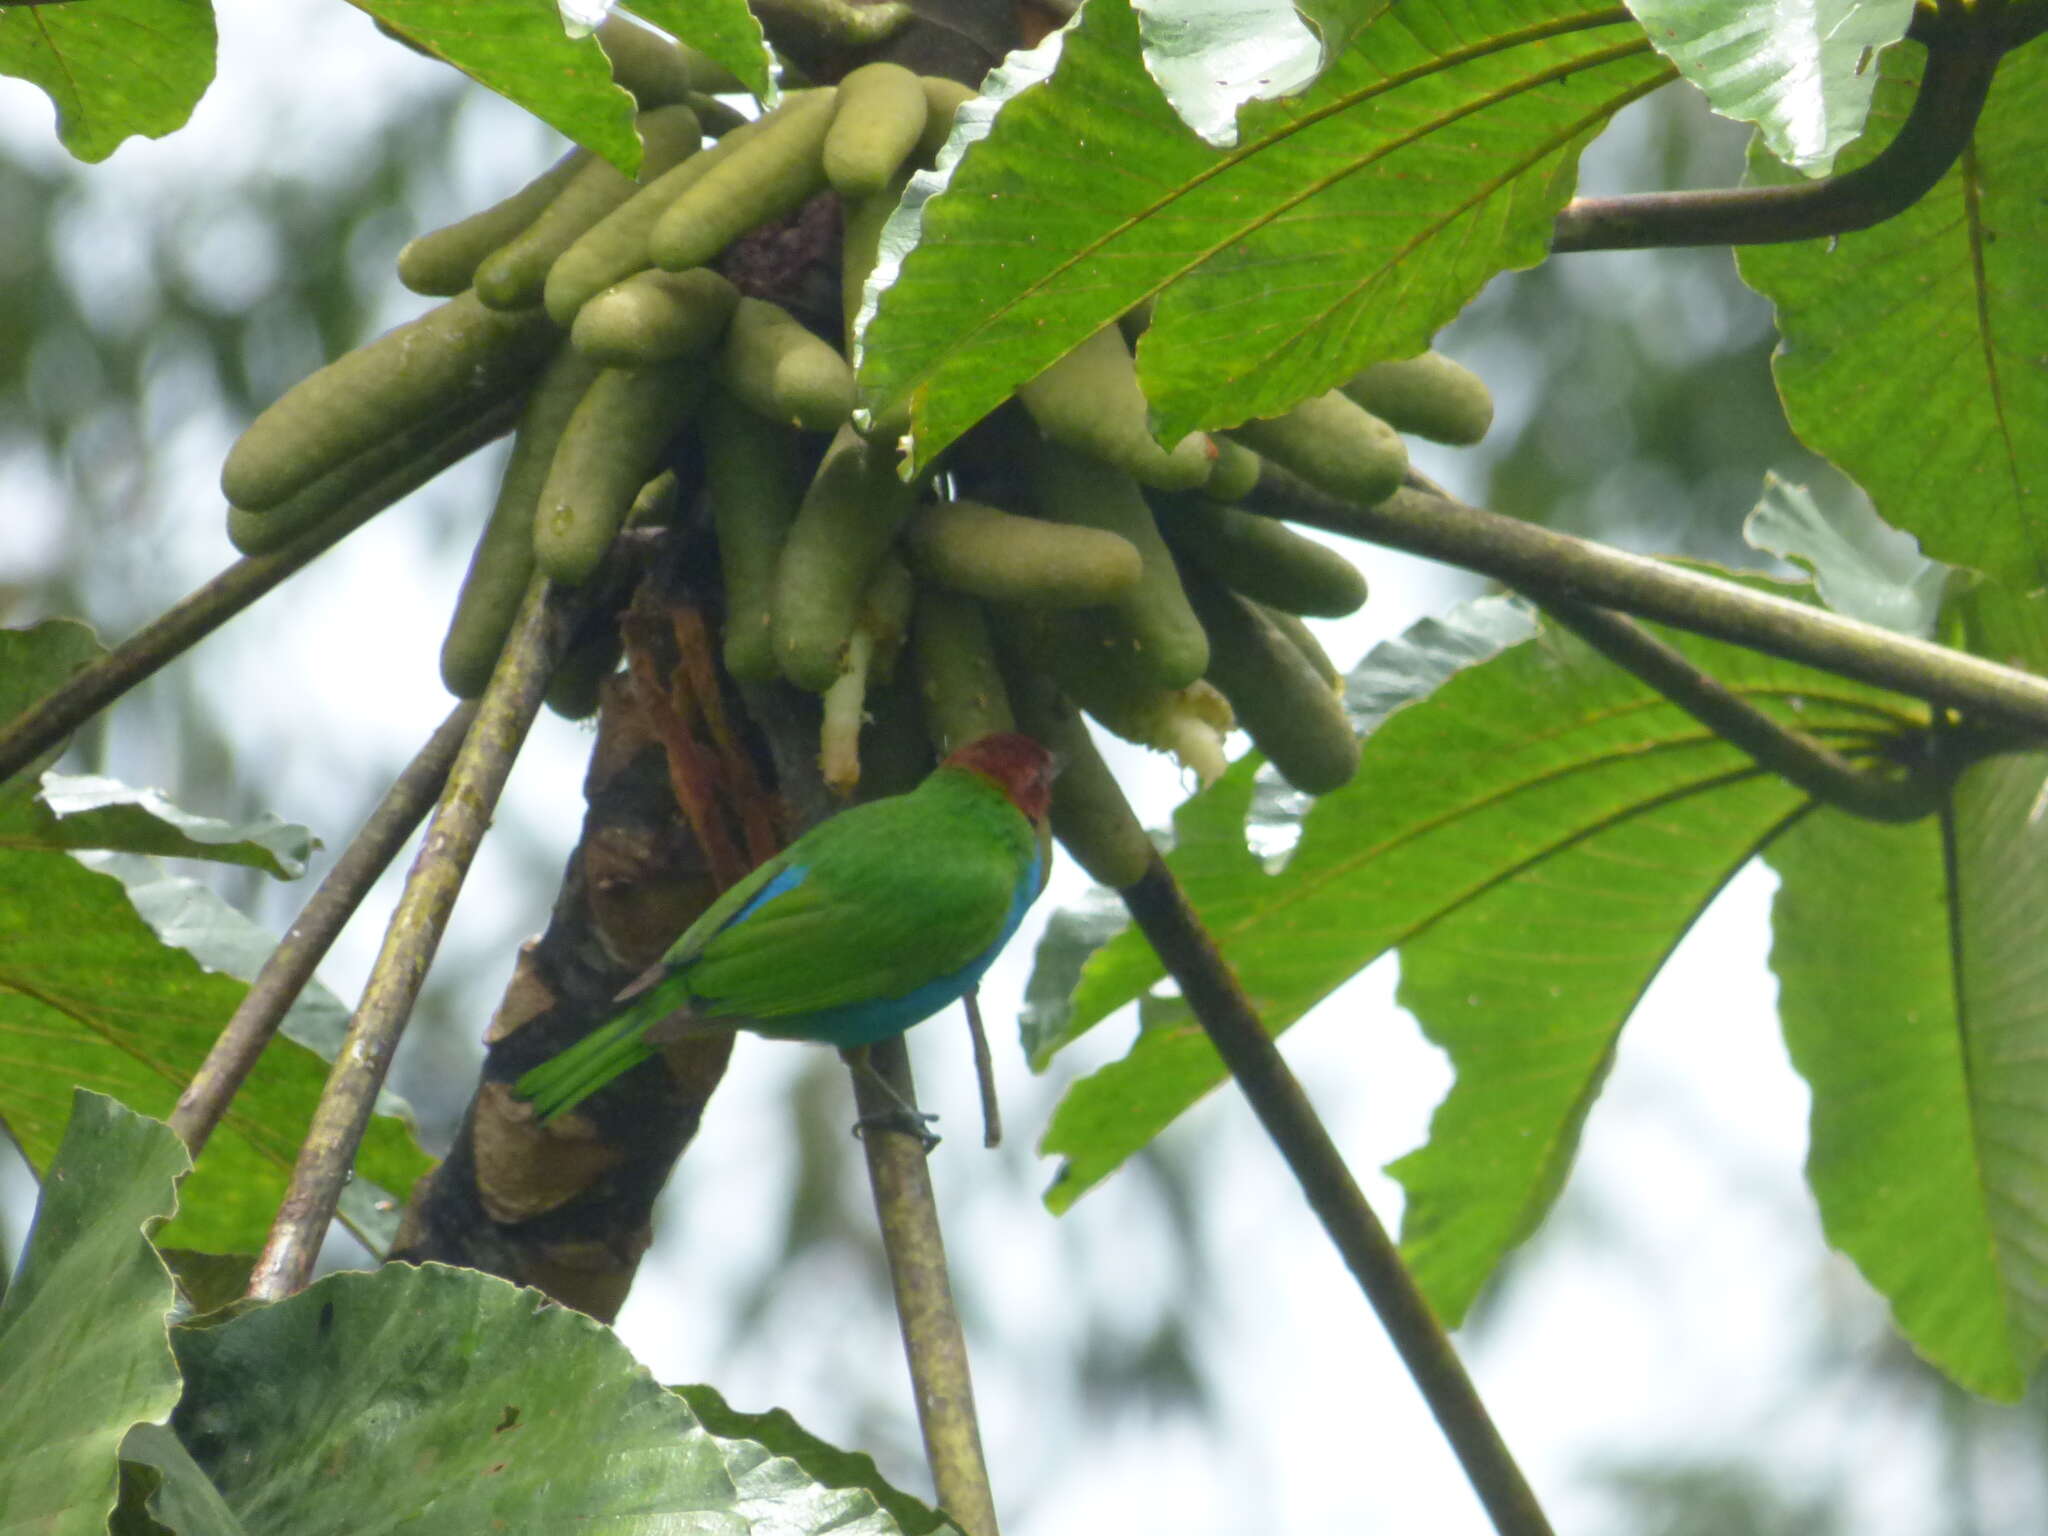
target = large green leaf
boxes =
[1041,589,1926,1324]
[0,0,214,163]
[1736,40,2048,592]
[858,0,1669,470]
[624,0,774,104]
[1741,472,1948,637]
[0,619,104,791]
[170,1263,918,1534]
[1768,746,2048,1399]
[354,0,644,173]
[20,774,317,879]
[1625,0,1913,172]
[0,1093,186,1536]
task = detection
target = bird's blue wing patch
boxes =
[729,862,810,927]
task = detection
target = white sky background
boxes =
[0,4,2021,1531]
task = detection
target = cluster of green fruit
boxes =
[218,28,1493,888]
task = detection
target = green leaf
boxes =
[1041,588,1926,1326]
[354,0,644,173]
[1736,41,2048,592]
[1020,885,1133,1069]
[170,1263,916,1534]
[1742,472,1948,636]
[1767,747,2048,1398]
[118,1424,246,1536]
[0,0,214,163]
[675,1384,960,1536]
[1625,0,1913,173]
[0,1092,186,1535]
[0,619,105,794]
[623,0,773,103]
[858,0,1669,470]
[18,774,318,879]
[0,846,429,1255]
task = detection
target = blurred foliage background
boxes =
[2,7,2043,1530]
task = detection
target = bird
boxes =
[514,731,1057,1123]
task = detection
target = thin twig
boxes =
[246,578,563,1301]
[1536,599,1955,822]
[1551,21,2002,252]
[1119,851,1555,1536]
[0,407,515,787]
[1245,466,2048,741]
[169,702,478,1158]
[847,1037,1002,1536]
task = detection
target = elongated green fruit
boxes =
[651,89,839,272]
[596,13,743,107]
[1184,567,1359,794]
[910,585,1014,753]
[823,62,927,199]
[916,76,974,165]
[1341,352,1493,445]
[1018,325,1214,492]
[474,104,703,312]
[543,91,829,327]
[535,360,706,585]
[570,267,739,367]
[440,347,604,697]
[222,290,556,512]
[1003,660,1153,889]
[1203,436,1262,502]
[1257,603,1342,691]
[771,422,915,691]
[702,392,804,681]
[1225,390,1406,508]
[908,499,1142,608]
[841,166,910,361]
[397,149,587,297]
[1028,439,1208,688]
[1158,496,1367,618]
[718,297,855,432]
[228,393,523,556]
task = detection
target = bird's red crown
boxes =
[944,732,1056,822]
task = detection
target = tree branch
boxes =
[1551,22,2002,252]
[1246,466,2048,742]
[248,576,564,1301]
[1118,850,1554,1536]
[169,701,478,1159]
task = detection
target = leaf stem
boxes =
[1249,466,2048,741]
[847,1037,1002,1536]
[1117,850,1555,1536]
[1551,21,2002,252]
[246,578,563,1301]
[1536,599,1956,821]
[168,702,478,1160]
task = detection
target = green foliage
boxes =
[859,0,1672,470]
[1737,39,2048,594]
[0,1094,185,1536]
[1625,0,1914,172]
[0,0,215,162]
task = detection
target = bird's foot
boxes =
[851,1107,942,1154]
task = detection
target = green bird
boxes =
[515,732,1057,1121]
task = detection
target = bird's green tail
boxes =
[514,1006,659,1121]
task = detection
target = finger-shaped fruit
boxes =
[916,76,974,165]
[441,347,604,697]
[1341,352,1493,446]
[397,150,587,297]
[1018,324,1214,491]
[823,62,928,198]
[911,585,1014,753]
[841,167,910,360]
[228,394,523,557]
[1184,566,1359,794]
[1256,602,1342,691]
[222,290,555,512]
[570,267,739,366]
[719,297,856,433]
[1225,389,1406,509]
[908,499,1143,608]
[1028,439,1208,688]
[1002,660,1154,889]
[771,422,915,691]
[1202,436,1263,502]
[1157,496,1367,618]
[535,360,706,585]
[596,14,744,107]
[475,103,704,312]
[701,391,805,682]
[651,89,838,271]
[543,90,828,326]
